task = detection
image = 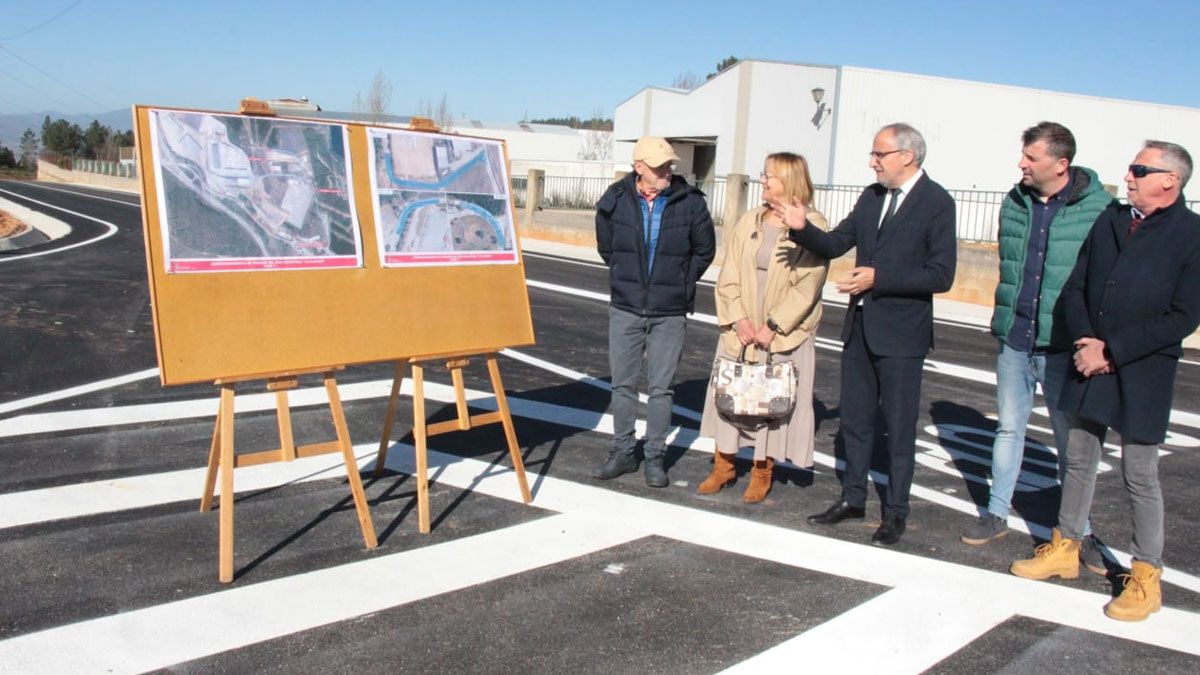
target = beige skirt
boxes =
[699,337,817,467]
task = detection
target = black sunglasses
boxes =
[1129,164,1173,178]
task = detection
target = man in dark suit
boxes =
[779,123,957,545]
[1011,141,1200,622]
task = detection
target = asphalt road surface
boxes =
[1,179,1199,673]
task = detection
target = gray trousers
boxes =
[608,306,686,461]
[1057,414,1163,567]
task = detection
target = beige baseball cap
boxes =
[633,136,680,168]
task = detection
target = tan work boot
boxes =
[742,458,774,503]
[697,451,737,495]
[1104,560,1163,622]
[1010,528,1081,580]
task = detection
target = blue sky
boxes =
[1,0,1198,123]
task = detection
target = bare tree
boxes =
[579,106,613,160]
[417,94,454,131]
[353,70,393,125]
[578,129,613,161]
[434,94,453,131]
[18,128,38,168]
[671,70,703,91]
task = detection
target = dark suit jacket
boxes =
[1057,197,1200,444]
[789,173,957,357]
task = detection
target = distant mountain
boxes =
[0,109,134,153]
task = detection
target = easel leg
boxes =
[325,372,378,549]
[412,363,431,534]
[200,403,221,512]
[373,362,405,478]
[450,363,469,426]
[486,355,532,503]
[275,390,296,461]
[218,384,236,583]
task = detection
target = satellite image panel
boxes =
[151,110,358,268]
[381,191,512,254]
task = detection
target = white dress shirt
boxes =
[878,168,925,228]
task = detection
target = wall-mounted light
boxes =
[811,87,831,129]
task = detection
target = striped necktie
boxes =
[1128,214,1144,238]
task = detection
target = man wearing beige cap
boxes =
[593,136,716,486]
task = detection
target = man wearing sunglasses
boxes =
[1011,141,1200,622]
[778,123,957,545]
[962,123,1114,565]
[593,137,716,487]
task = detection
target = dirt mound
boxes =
[0,209,29,237]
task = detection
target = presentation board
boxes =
[134,105,535,385]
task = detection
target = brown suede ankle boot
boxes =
[697,451,737,494]
[743,458,774,503]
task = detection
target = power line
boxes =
[0,43,110,111]
[0,64,78,111]
[0,0,85,40]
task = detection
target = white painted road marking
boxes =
[0,513,641,674]
[718,586,1011,673]
[0,186,119,262]
[3,361,1199,596]
[1,359,1199,670]
[0,367,159,415]
[14,181,142,206]
[522,276,1200,431]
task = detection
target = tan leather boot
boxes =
[742,458,774,503]
[697,451,737,494]
[1010,528,1080,580]
[1104,560,1163,621]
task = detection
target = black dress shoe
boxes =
[871,516,906,546]
[807,500,866,526]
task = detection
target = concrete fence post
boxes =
[525,169,544,227]
[614,170,629,182]
[722,173,749,229]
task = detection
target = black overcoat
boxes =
[1057,197,1200,444]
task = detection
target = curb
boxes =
[0,195,72,250]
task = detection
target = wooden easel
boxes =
[374,351,531,533]
[199,367,378,583]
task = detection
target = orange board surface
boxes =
[134,105,534,385]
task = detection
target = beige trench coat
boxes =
[715,206,829,361]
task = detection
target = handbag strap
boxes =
[738,342,774,365]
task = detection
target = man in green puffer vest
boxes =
[961,122,1115,558]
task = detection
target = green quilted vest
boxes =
[991,166,1115,349]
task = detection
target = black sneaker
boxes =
[961,512,1008,545]
[1080,535,1109,576]
[643,458,668,488]
[592,450,638,480]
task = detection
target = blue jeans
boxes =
[987,343,1076,523]
[608,307,686,461]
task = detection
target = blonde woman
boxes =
[698,152,829,501]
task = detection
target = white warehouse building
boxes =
[613,59,1200,195]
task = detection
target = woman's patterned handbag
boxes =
[710,344,798,423]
